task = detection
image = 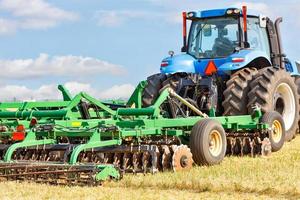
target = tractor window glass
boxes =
[246,18,270,57]
[188,17,239,59]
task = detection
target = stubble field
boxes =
[1,137,300,200]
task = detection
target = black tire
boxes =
[190,119,226,165]
[295,76,300,134]
[247,67,299,141]
[223,67,258,115]
[142,73,166,107]
[260,111,285,152]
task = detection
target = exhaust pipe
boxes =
[275,17,284,68]
[181,12,187,52]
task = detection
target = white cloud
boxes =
[0,0,79,34]
[99,84,135,99]
[64,82,97,96]
[233,2,273,17]
[0,84,59,101]
[95,10,155,27]
[0,18,17,34]
[95,9,188,27]
[0,0,77,20]
[0,53,126,79]
[0,82,135,101]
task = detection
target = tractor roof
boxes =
[187,7,255,19]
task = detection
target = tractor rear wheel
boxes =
[260,111,285,152]
[142,73,167,107]
[223,67,258,115]
[190,119,226,165]
[295,77,300,134]
[247,67,299,141]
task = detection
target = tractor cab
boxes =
[187,10,269,59]
[160,7,298,76]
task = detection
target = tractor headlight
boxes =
[187,12,196,18]
[226,9,233,14]
[234,9,240,14]
[227,8,240,15]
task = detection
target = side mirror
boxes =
[203,24,212,37]
[259,15,267,28]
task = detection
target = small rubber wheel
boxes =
[190,119,227,165]
[260,111,285,152]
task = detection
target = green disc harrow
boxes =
[0,81,283,185]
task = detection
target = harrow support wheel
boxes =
[190,119,226,165]
[260,111,285,152]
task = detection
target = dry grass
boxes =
[1,137,300,200]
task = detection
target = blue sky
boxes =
[0,0,299,101]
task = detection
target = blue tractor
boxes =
[142,6,300,146]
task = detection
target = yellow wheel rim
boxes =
[209,130,222,157]
[272,120,282,143]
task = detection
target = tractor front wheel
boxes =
[142,73,167,107]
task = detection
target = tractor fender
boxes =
[286,59,300,76]
[218,49,272,72]
[160,54,196,74]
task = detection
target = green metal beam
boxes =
[81,93,116,116]
[4,131,56,162]
[0,110,67,119]
[126,81,147,108]
[58,84,73,101]
[69,131,121,164]
[95,164,121,181]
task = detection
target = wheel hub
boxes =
[271,119,283,143]
[274,93,285,115]
[209,130,222,157]
[180,155,188,167]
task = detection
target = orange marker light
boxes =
[12,132,25,141]
[12,124,26,141]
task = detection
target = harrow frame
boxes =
[0,81,270,184]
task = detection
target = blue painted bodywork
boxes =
[189,8,241,19]
[160,49,272,76]
[285,59,300,76]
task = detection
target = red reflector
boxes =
[30,118,38,127]
[161,61,169,67]
[204,60,217,75]
[16,124,25,132]
[232,58,245,63]
[12,132,25,141]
